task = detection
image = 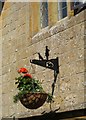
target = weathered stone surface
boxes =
[0,2,86,119]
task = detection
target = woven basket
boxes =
[20,93,48,109]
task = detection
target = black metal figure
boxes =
[45,46,50,60]
[38,53,44,60]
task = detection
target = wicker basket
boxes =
[20,93,48,109]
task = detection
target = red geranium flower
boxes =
[24,73,32,78]
[18,68,28,73]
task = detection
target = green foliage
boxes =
[14,68,53,104]
[47,93,53,103]
[14,76,45,103]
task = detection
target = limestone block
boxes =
[3,2,11,10]
[75,10,86,24]
[2,74,8,84]
[77,48,84,60]
[2,25,9,36]
[9,4,17,15]
[85,48,86,60]
[8,21,16,32]
[85,21,86,35]
[16,24,26,36]
[63,94,78,108]
[2,55,10,66]
[1,8,10,20]
[76,59,84,74]
[14,3,25,12]
[17,17,26,28]
[74,22,84,37]
[32,27,51,43]
[67,50,78,63]
[19,5,27,19]
[9,29,16,40]
[69,73,84,92]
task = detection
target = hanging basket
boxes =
[20,93,48,109]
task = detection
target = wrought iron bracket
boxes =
[30,46,59,74]
[30,57,59,73]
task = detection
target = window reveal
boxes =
[40,2,48,28]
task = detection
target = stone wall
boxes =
[1,2,86,119]
[0,10,2,120]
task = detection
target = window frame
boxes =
[58,1,67,20]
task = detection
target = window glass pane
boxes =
[58,1,67,20]
[62,2,67,8]
[62,2,67,18]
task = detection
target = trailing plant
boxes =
[13,68,53,103]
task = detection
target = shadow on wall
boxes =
[1,109,86,120]
[18,109,86,120]
[0,2,4,15]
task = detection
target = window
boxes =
[0,1,4,15]
[73,0,80,7]
[72,0,86,15]
[40,2,48,28]
[58,1,67,20]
